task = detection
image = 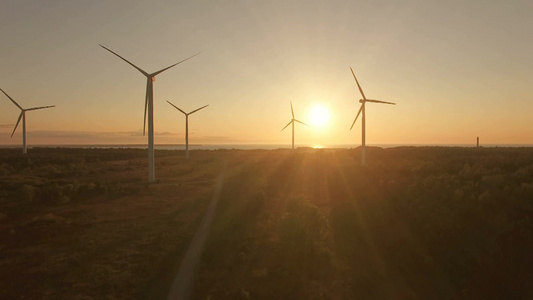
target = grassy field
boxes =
[0,148,223,299]
[0,147,532,299]
[193,147,533,299]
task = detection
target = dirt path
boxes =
[166,168,225,300]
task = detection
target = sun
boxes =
[308,104,331,127]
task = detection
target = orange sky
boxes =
[1,1,532,147]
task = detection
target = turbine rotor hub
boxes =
[359,99,365,103]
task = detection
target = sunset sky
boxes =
[1,0,532,146]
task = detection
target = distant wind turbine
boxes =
[349,67,395,165]
[100,44,200,182]
[281,101,308,150]
[1,88,55,154]
[166,101,208,160]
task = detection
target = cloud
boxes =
[0,130,182,145]
[196,135,240,143]
[0,130,240,145]
[202,135,232,140]
[127,130,176,137]
[28,131,100,138]
[128,131,143,137]
[156,131,175,136]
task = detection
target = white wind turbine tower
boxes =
[1,88,55,154]
[349,67,395,165]
[281,101,308,150]
[166,101,208,160]
[100,45,200,183]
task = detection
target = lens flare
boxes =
[308,104,331,127]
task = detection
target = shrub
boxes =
[21,184,36,202]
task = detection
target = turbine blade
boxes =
[11,112,22,137]
[0,88,23,110]
[189,104,209,115]
[25,105,55,111]
[151,52,202,76]
[366,99,396,105]
[350,67,367,100]
[350,104,363,130]
[290,101,294,118]
[281,120,293,131]
[166,100,187,115]
[99,44,149,76]
[294,119,309,126]
[143,79,150,136]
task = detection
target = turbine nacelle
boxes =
[167,101,208,160]
[100,44,201,136]
[100,44,201,181]
[359,98,396,105]
[167,101,209,116]
[281,101,309,150]
[1,88,55,153]
[349,66,396,165]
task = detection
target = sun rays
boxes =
[308,104,331,128]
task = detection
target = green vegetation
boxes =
[0,148,221,299]
[0,147,531,299]
[195,147,533,299]
[0,148,147,207]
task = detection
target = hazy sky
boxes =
[1,0,532,146]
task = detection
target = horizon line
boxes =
[1,143,532,147]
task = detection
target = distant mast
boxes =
[477,137,479,147]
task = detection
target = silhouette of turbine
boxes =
[1,88,55,154]
[100,44,200,182]
[281,101,308,150]
[167,101,208,160]
[349,67,395,165]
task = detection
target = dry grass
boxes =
[0,147,532,299]
[194,147,533,299]
[0,148,223,299]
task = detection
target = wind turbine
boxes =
[349,67,395,165]
[100,45,200,182]
[166,101,208,160]
[281,101,308,149]
[1,88,55,154]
